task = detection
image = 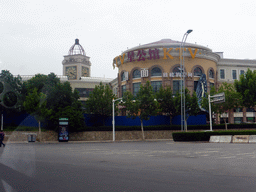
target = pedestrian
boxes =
[0,130,5,147]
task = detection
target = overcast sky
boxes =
[0,0,256,79]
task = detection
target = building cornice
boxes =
[218,58,256,67]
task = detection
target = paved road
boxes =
[1,141,256,191]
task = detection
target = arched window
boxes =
[133,69,141,79]
[209,69,214,78]
[173,67,181,75]
[151,67,162,77]
[121,72,126,81]
[194,67,202,76]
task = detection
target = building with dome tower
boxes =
[62,39,91,80]
[18,39,115,104]
[16,37,256,125]
[61,39,115,103]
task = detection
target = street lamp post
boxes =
[180,29,193,132]
[112,98,122,141]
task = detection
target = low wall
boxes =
[69,130,174,141]
[3,130,174,142]
[4,131,58,142]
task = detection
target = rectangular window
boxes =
[121,85,126,97]
[220,69,225,79]
[151,81,162,93]
[240,70,245,75]
[234,108,243,112]
[194,81,198,92]
[247,117,255,122]
[75,88,94,98]
[133,83,141,97]
[246,108,255,112]
[232,70,237,80]
[234,117,243,124]
[173,80,181,94]
[220,118,229,124]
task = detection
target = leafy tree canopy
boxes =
[122,81,160,139]
[155,86,176,118]
[85,82,116,126]
[24,73,84,131]
[85,82,116,116]
[234,69,256,108]
[0,70,24,111]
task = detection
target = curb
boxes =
[4,139,173,144]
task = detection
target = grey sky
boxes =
[0,0,256,79]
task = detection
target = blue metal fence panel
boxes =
[3,112,206,127]
[104,115,171,126]
[172,115,206,125]
[3,112,40,127]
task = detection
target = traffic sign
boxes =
[210,92,225,104]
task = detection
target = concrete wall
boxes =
[4,131,58,142]
[3,130,174,142]
[69,130,174,141]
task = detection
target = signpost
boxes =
[112,98,123,142]
[208,93,225,131]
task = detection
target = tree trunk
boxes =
[224,118,228,130]
[170,116,173,125]
[140,119,145,140]
[185,114,189,132]
[39,120,41,142]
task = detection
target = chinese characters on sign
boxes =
[141,69,149,77]
[113,47,199,68]
[163,72,193,78]
[139,70,193,78]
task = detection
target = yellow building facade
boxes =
[113,39,220,98]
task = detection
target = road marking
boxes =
[218,156,236,159]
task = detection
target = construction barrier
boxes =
[210,135,256,144]
[249,135,256,143]
[209,136,220,143]
[232,135,249,143]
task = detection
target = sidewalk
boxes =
[5,139,173,144]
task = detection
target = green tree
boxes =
[122,81,160,140]
[234,69,256,108]
[155,86,176,123]
[85,82,116,126]
[175,89,201,131]
[24,73,85,131]
[0,70,24,109]
[216,83,241,129]
[0,70,25,130]
[46,81,85,131]
[202,83,242,130]
[23,88,52,141]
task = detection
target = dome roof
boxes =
[68,39,85,55]
[124,38,211,53]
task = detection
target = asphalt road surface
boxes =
[1,141,256,192]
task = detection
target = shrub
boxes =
[172,130,256,142]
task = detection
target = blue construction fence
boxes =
[2,112,206,128]
[83,114,206,127]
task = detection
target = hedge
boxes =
[172,130,256,142]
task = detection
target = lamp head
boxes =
[187,29,193,34]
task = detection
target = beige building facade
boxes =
[19,38,256,124]
[113,39,256,124]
